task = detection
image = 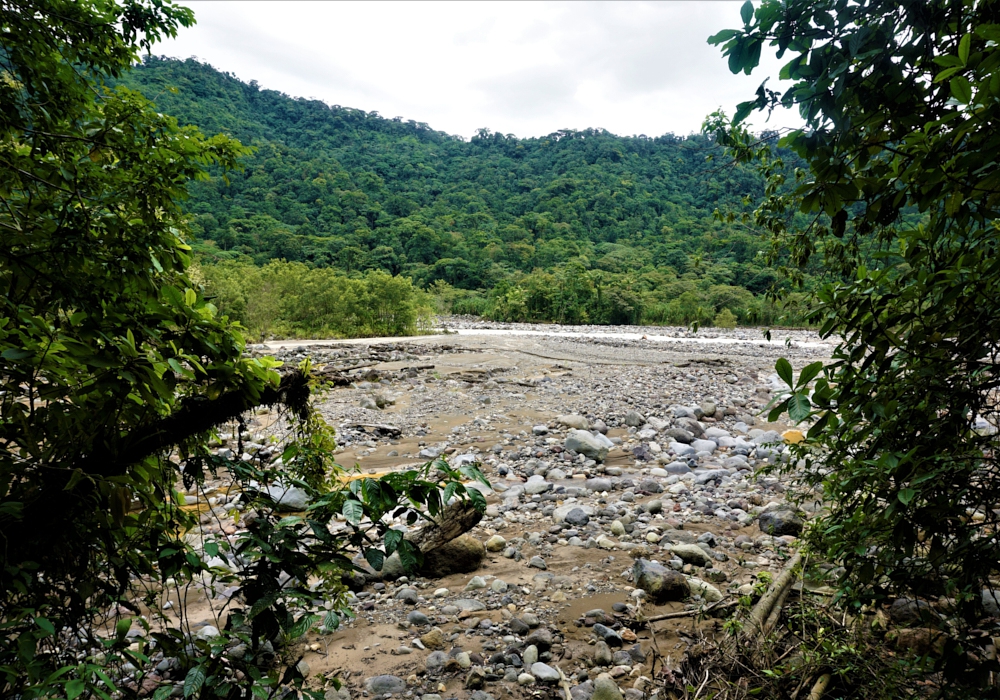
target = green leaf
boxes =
[707,29,739,45]
[767,398,790,423]
[364,548,385,571]
[788,393,811,423]
[384,528,403,556]
[183,666,206,698]
[898,488,916,505]
[322,611,340,631]
[342,499,363,525]
[152,686,173,700]
[67,679,87,700]
[950,76,972,104]
[115,618,131,641]
[740,0,753,25]
[796,361,824,388]
[775,358,794,387]
[203,541,219,558]
[287,613,319,639]
[959,33,971,65]
[1,347,34,361]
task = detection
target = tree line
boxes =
[116,57,819,331]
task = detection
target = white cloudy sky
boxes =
[158,1,801,139]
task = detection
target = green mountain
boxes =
[119,56,801,327]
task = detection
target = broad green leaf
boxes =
[959,33,971,65]
[897,488,916,506]
[323,611,340,631]
[67,679,87,700]
[364,548,385,571]
[775,358,794,387]
[740,0,753,25]
[342,499,363,525]
[1,347,34,361]
[788,393,811,423]
[796,361,824,388]
[183,666,206,698]
[950,75,972,104]
[384,528,403,556]
[707,28,739,45]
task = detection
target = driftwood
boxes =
[341,422,402,437]
[405,500,483,553]
[806,673,831,700]
[642,598,738,623]
[743,552,802,641]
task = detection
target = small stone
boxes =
[592,675,624,700]
[518,673,536,686]
[523,644,539,666]
[420,629,446,650]
[610,520,626,537]
[594,641,613,666]
[365,676,406,695]
[407,611,430,626]
[465,668,487,690]
[485,535,506,552]
[531,663,561,683]
[528,556,547,570]
[557,414,590,430]
[524,627,553,650]
[426,651,448,670]
[465,576,487,591]
[491,578,508,593]
[625,410,646,427]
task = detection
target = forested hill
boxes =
[119,56,796,327]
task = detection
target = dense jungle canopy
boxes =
[119,57,815,330]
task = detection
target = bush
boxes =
[713,308,738,328]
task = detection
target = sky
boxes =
[159,1,802,140]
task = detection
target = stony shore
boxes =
[154,323,834,700]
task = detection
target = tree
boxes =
[0,2,474,697]
[710,0,1000,686]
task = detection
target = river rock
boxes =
[366,676,406,695]
[624,410,646,427]
[525,475,552,495]
[757,510,804,536]
[525,627,553,651]
[566,430,609,461]
[586,477,613,492]
[531,663,561,683]
[592,675,624,700]
[558,414,590,430]
[663,428,693,444]
[420,534,485,576]
[670,544,713,567]
[633,558,690,602]
[265,484,309,512]
[687,577,723,602]
[485,535,506,552]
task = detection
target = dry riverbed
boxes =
[155,323,834,700]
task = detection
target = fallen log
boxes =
[641,598,737,623]
[806,673,831,700]
[406,500,483,553]
[743,552,802,641]
[341,422,402,437]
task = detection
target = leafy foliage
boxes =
[0,2,469,698]
[115,57,819,327]
[197,260,432,340]
[711,0,1000,688]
